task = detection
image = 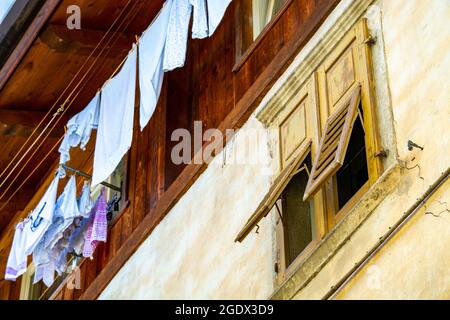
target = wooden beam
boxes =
[0,0,62,92]
[39,24,133,56]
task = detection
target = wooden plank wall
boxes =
[1,0,339,300]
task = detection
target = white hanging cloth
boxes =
[163,0,192,71]
[190,0,209,39]
[92,45,137,187]
[4,221,27,281]
[32,175,79,285]
[44,176,80,252]
[207,0,231,36]
[5,175,60,281]
[78,181,93,218]
[138,0,173,131]
[58,92,101,166]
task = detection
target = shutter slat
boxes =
[303,86,361,201]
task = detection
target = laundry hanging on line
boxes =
[138,0,173,131]
[56,0,232,188]
[33,175,80,286]
[91,45,137,187]
[59,92,100,170]
[4,0,233,285]
[5,174,60,281]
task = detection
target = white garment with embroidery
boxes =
[207,0,231,36]
[138,0,173,131]
[163,0,192,71]
[92,46,137,187]
[23,175,60,255]
[5,221,27,281]
[190,0,208,38]
[59,92,100,165]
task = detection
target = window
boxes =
[309,18,382,228]
[280,154,314,267]
[90,155,128,223]
[235,0,290,61]
[335,103,368,209]
[235,140,312,243]
[236,19,383,283]
[252,0,287,40]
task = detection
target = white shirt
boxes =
[59,92,100,165]
[190,0,208,39]
[138,0,173,131]
[163,0,192,71]
[92,45,137,187]
[207,0,231,36]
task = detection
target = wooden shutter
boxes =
[235,139,311,243]
[303,86,361,201]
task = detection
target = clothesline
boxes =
[0,0,141,210]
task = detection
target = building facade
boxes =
[0,0,449,300]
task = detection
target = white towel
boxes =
[59,92,100,165]
[92,45,137,187]
[163,0,193,71]
[138,0,173,131]
[190,0,209,39]
[207,0,231,36]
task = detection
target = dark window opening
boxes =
[281,154,314,266]
[336,104,368,209]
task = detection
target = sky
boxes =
[0,0,16,24]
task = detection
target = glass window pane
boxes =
[251,0,288,40]
[282,155,314,266]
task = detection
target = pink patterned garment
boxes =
[82,188,107,258]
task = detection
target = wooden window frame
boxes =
[275,148,324,284]
[233,0,294,72]
[316,19,383,230]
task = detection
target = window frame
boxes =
[316,20,382,230]
[275,149,324,284]
[233,0,294,72]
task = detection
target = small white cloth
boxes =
[92,45,137,187]
[5,221,27,281]
[138,0,173,131]
[59,93,100,165]
[207,0,231,36]
[190,0,208,39]
[163,0,192,71]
